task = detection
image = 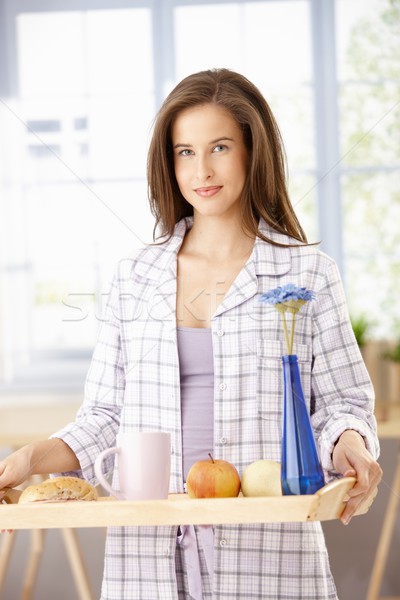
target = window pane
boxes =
[17,12,86,97]
[336,0,380,82]
[86,10,154,94]
[339,81,400,167]
[343,171,400,338]
[25,179,151,353]
[336,0,400,341]
[174,2,312,86]
[0,8,155,387]
[336,0,400,167]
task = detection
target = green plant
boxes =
[351,315,370,347]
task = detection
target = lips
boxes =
[194,186,222,198]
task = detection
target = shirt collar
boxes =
[133,216,294,280]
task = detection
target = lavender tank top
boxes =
[177,327,214,481]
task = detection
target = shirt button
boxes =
[219,382,227,391]
[219,539,227,547]
[220,437,228,445]
[216,330,224,337]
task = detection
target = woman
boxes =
[0,69,382,600]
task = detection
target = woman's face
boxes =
[172,103,248,220]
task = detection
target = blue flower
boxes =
[259,284,315,355]
[259,284,315,305]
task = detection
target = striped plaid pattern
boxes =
[53,217,379,600]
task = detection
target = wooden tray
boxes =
[1,477,373,530]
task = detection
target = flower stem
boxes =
[289,312,296,355]
[282,312,291,355]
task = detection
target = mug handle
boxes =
[94,447,122,499]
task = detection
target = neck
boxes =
[184,213,255,261]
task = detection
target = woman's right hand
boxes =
[0,445,33,491]
[1,439,81,534]
[0,447,33,534]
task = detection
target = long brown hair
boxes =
[147,68,308,246]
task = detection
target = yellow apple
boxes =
[186,454,241,498]
[241,459,282,497]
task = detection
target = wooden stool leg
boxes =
[61,529,94,600]
[0,531,16,599]
[367,445,400,600]
[20,529,45,600]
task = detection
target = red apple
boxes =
[186,453,241,498]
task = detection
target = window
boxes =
[1,0,397,391]
[0,4,155,389]
[336,0,400,337]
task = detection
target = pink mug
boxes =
[95,431,171,500]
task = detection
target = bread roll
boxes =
[18,476,98,503]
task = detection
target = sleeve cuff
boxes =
[318,416,380,476]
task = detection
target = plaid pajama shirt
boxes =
[53,217,379,600]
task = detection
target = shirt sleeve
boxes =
[50,262,126,485]
[310,260,379,476]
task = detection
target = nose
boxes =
[195,154,213,181]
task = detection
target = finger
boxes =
[370,462,383,487]
[346,466,371,497]
[341,494,365,525]
[342,471,367,500]
[0,488,14,535]
[342,481,371,523]
[343,469,356,478]
[347,462,382,498]
[341,484,378,525]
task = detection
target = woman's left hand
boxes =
[332,429,382,525]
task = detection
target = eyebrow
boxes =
[173,137,234,149]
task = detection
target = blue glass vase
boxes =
[281,355,325,495]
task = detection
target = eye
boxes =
[178,149,194,157]
[213,144,227,153]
